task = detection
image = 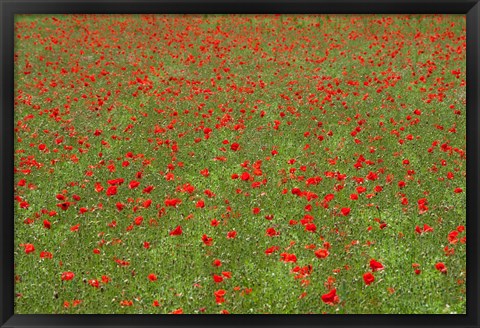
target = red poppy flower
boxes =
[43,220,51,229]
[214,289,226,304]
[142,199,152,208]
[142,185,154,194]
[448,230,459,244]
[305,223,317,233]
[169,226,183,236]
[95,183,104,193]
[280,252,297,263]
[114,258,130,267]
[323,194,335,203]
[435,262,447,274]
[292,187,302,196]
[265,246,280,255]
[415,225,423,234]
[40,251,52,259]
[230,143,240,151]
[370,259,384,271]
[315,249,329,259]
[321,289,339,305]
[61,271,75,281]
[88,279,100,288]
[106,186,117,196]
[266,227,279,237]
[115,202,125,211]
[56,202,71,211]
[221,271,231,279]
[366,171,378,181]
[204,189,215,198]
[340,207,351,216]
[165,198,182,207]
[202,234,213,246]
[134,216,143,226]
[423,224,434,233]
[128,180,140,189]
[363,272,375,285]
[241,172,250,181]
[23,243,35,254]
[119,299,133,307]
[356,186,367,194]
[213,274,223,283]
[19,201,29,209]
[107,178,124,186]
[70,224,80,232]
[148,273,158,281]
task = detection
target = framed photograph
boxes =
[1,0,479,327]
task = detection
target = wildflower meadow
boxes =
[13,14,466,314]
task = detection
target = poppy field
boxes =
[13,14,466,314]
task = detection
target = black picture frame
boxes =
[1,1,479,327]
